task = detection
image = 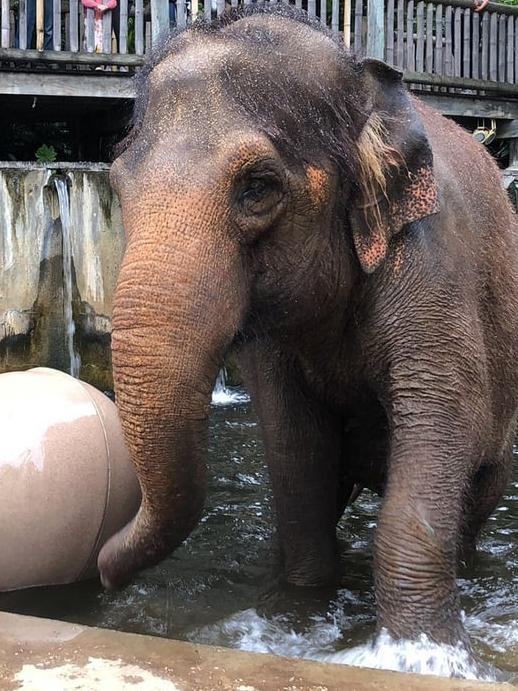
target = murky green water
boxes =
[1,398,517,681]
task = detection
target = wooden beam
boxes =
[509,139,518,168]
[404,70,518,95]
[496,120,518,139]
[0,71,136,98]
[0,47,144,65]
[413,91,518,119]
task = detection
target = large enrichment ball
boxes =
[0,367,140,591]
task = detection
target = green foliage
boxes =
[35,144,57,163]
[498,0,518,5]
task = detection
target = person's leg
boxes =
[111,2,120,48]
[169,1,176,27]
[44,0,54,49]
[22,0,36,48]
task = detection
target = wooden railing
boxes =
[1,0,518,93]
[367,0,518,87]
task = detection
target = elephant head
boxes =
[98,5,438,589]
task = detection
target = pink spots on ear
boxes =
[389,165,439,233]
[352,227,389,274]
[352,163,438,275]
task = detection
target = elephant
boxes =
[98,4,518,650]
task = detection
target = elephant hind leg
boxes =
[460,448,513,563]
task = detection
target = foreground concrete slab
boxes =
[0,612,513,691]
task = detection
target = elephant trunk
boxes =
[98,219,246,589]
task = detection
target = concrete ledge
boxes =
[0,612,513,691]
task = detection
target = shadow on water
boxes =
[1,396,517,681]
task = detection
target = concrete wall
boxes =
[0,162,125,390]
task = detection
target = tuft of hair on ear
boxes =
[356,112,404,231]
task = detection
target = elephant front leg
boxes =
[374,413,479,646]
[238,344,343,588]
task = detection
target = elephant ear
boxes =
[350,59,439,274]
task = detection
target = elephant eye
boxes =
[239,171,284,217]
[243,177,269,200]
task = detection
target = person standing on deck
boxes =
[81,0,117,53]
[16,0,53,50]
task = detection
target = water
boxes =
[1,399,516,682]
[53,176,81,378]
[211,369,250,406]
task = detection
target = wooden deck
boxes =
[0,0,518,120]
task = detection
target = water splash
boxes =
[212,369,249,406]
[318,629,497,681]
[191,608,343,659]
[54,177,81,378]
[192,608,498,682]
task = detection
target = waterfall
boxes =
[54,177,81,378]
[211,368,249,406]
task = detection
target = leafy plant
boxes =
[35,144,57,162]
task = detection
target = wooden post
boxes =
[102,10,112,52]
[53,0,62,50]
[331,0,339,35]
[366,0,384,59]
[509,139,518,169]
[507,16,514,84]
[343,0,351,47]
[1,0,10,47]
[119,0,128,53]
[36,0,44,50]
[69,0,79,51]
[354,0,362,52]
[151,0,169,46]
[406,0,415,70]
[396,0,404,68]
[19,0,27,48]
[85,7,94,51]
[135,0,144,54]
[472,11,479,79]
[177,0,186,28]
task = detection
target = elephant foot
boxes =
[282,542,339,588]
[284,565,338,589]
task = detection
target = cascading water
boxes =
[54,176,81,378]
[212,368,249,406]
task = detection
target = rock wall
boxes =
[0,163,125,391]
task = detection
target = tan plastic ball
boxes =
[0,367,140,591]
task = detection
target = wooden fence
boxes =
[1,0,518,90]
[380,0,518,85]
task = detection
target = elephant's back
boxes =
[416,97,518,434]
[415,96,518,280]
